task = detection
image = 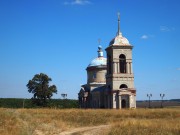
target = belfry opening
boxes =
[119,54,126,73]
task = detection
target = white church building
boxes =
[78,14,136,109]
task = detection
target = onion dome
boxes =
[88,46,107,67]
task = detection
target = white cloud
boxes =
[160,26,175,32]
[141,35,148,39]
[63,0,91,5]
[177,68,180,71]
[160,26,170,32]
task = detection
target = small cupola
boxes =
[88,46,107,67]
[98,45,103,57]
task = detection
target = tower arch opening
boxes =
[119,54,126,73]
[120,84,128,89]
[121,99,126,108]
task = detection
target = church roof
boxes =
[91,85,107,92]
[80,84,90,92]
[88,46,107,67]
[109,34,130,46]
[88,57,107,67]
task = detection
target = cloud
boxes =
[160,26,170,32]
[63,0,91,5]
[160,26,175,32]
[141,35,148,39]
[177,68,180,71]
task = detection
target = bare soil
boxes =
[34,125,110,135]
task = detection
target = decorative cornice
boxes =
[106,45,133,51]
[86,65,107,71]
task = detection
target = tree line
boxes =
[0,98,78,108]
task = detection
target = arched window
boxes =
[119,54,126,73]
[120,84,128,89]
[108,55,112,74]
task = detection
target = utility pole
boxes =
[147,94,152,108]
[160,94,165,108]
[23,98,25,108]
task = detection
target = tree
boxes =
[27,73,57,106]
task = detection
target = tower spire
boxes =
[117,12,122,36]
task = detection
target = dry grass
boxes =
[0,108,180,135]
[107,119,180,135]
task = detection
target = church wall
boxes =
[129,95,136,108]
[112,78,134,90]
[108,74,134,91]
[91,92,101,108]
[87,68,106,84]
[112,49,132,60]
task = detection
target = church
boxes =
[78,14,136,109]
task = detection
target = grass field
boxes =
[0,108,180,135]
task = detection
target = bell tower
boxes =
[105,13,136,109]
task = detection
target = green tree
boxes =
[27,73,57,106]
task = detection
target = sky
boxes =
[0,0,180,100]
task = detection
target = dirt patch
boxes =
[33,125,110,135]
[59,125,110,135]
